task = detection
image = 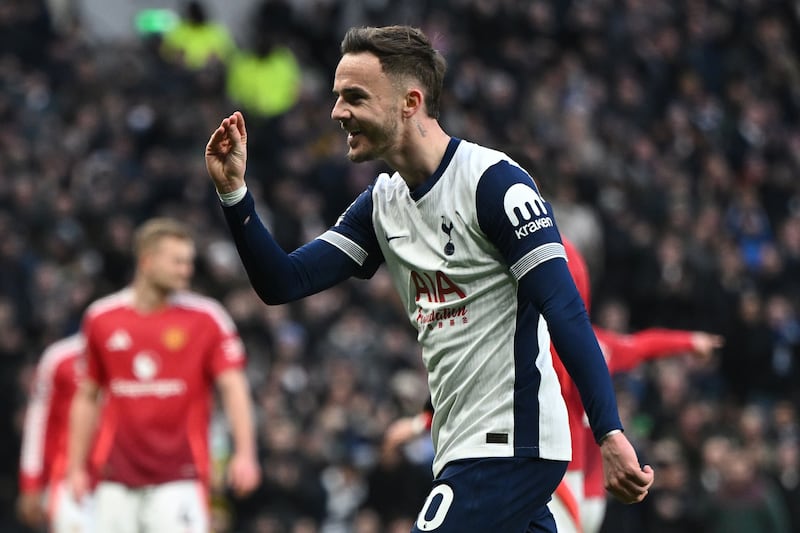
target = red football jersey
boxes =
[82,289,245,487]
[19,334,84,493]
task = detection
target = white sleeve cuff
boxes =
[599,429,622,444]
[218,185,247,206]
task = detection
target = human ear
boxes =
[403,88,424,118]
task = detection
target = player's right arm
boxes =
[67,378,99,501]
[206,112,383,304]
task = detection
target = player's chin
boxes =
[346,146,378,164]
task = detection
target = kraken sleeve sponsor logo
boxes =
[513,216,554,239]
[502,183,553,239]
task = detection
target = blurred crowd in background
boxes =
[1,0,800,532]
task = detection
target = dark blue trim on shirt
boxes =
[409,137,462,201]
[512,301,543,453]
[519,258,622,442]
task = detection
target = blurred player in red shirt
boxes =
[18,333,94,532]
[386,238,723,533]
[550,239,723,533]
[67,217,261,533]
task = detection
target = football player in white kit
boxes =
[205,25,653,532]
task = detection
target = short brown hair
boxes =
[133,217,193,258]
[340,25,447,119]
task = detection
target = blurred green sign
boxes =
[134,8,179,35]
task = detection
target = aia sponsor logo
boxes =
[411,270,465,303]
[411,269,469,330]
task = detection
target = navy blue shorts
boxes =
[410,457,568,533]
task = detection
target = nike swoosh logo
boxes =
[386,234,407,242]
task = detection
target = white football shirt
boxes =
[321,138,572,475]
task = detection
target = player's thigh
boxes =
[141,479,209,533]
[411,457,567,533]
[94,482,140,533]
[49,481,95,533]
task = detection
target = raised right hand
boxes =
[205,111,248,194]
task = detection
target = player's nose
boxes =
[330,98,349,122]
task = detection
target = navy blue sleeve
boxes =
[221,190,381,305]
[476,161,623,442]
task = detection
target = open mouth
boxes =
[347,130,362,144]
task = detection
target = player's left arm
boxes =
[476,161,653,503]
[215,368,261,497]
[207,307,260,497]
[476,161,620,440]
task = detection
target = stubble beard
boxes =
[347,114,398,164]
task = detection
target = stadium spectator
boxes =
[224,1,301,119]
[160,1,236,71]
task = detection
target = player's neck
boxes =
[131,278,171,313]
[392,120,450,189]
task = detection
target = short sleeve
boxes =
[475,161,565,279]
[205,307,246,378]
[82,318,105,386]
[320,186,384,279]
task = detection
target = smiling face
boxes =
[331,52,403,163]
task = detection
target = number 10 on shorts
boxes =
[415,484,455,530]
